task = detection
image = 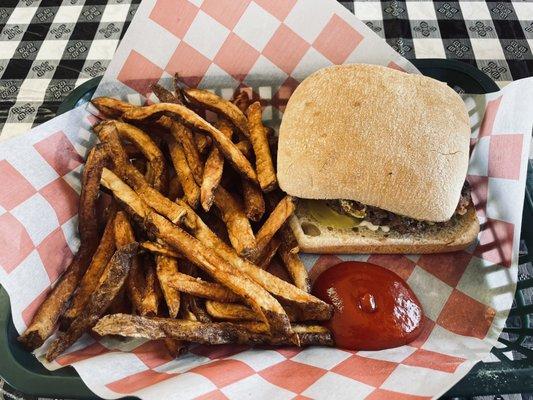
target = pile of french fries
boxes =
[18,76,334,361]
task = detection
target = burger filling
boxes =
[326,182,472,234]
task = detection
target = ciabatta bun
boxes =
[277,64,471,222]
[289,202,479,254]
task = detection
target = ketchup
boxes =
[312,261,423,351]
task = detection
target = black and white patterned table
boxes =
[0,1,532,400]
[0,0,532,141]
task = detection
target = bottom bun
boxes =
[289,202,479,254]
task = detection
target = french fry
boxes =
[104,120,167,192]
[255,235,281,268]
[46,243,138,361]
[195,133,211,155]
[170,121,203,184]
[279,238,310,293]
[175,200,332,321]
[167,127,200,209]
[18,145,107,350]
[151,83,181,104]
[167,175,183,201]
[93,314,333,347]
[205,300,299,322]
[246,101,277,192]
[213,186,257,258]
[232,91,251,114]
[141,241,181,258]
[163,338,187,358]
[60,204,117,329]
[114,211,144,314]
[200,119,232,211]
[236,140,265,222]
[121,104,258,183]
[155,255,181,318]
[99,171,294,340]
[140,256,161,317]
[96,123,190,227]
[167,272,240,302]
[184,88,249,137]
[91,97,136,119]
[279,224,299,254]
[255,196,295,253]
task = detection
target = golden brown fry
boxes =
[105,120,167,192]
[246,102,277,192]
[121,104,258,183]
[255,235,281,268]
[195,133,211,155]
[93,314,333,347]
[46,243,138,361]
[168,272,240,302]
[200,120,232,211]
[114,211,145,315]
[205,301,258,321]
[18,145,107,350]
[60,204,117,329]
[155,255,181,318]
[255,196,295,253]
[232,91,251,114]
[175,200,331,321]
[168,127,200,209]
[99,172,293,339]
[185,88,249,137]
[279,238,310,293]
[91,97,135,119]
[236,140,265,222]
[97,122,190,227]
[141,241,181,258]
[151,83,181,104]
[170,121,203,184]
[167,175,183,201]
[213,186,257,258]
[141,257,161,317]
[279,224,299,254]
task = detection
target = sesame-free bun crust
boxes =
[289,203,479,254]
[277,64,471,222]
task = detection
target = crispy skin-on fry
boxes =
[279,239,310,293]
[195,133,211,155]
[97,123,190,227]
[18,146,106,350]
[91,97,135,119]
[213,186,257,258]
[140,257,161,317]
[93,314,333,346]
[175,200,332,321]
[155,255,181,318]
[46,243,138,361]
[236,140,265,222]
[185,88,249,137]
[167,175,183,201]
[121,104,258,183]
[99,171,293,339]
[246,102,277,192]
[205,300,299,322]
[255,196,295,253]
[233,91,250,114]
[152,83,181,104]
[170,121,203,184]
[104,120,167,192]
[255,235,281,268]
[167,272,240,302]
[114,211,145,315]
[200,120,232,211]
[141,241,181,258]
[60,204,117,329]
[279,225,299,254]
[168,128,200,209]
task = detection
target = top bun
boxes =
[277,64,470,222]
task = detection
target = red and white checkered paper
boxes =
[1,1,533,399]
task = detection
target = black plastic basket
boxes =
[0,59,531,399]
